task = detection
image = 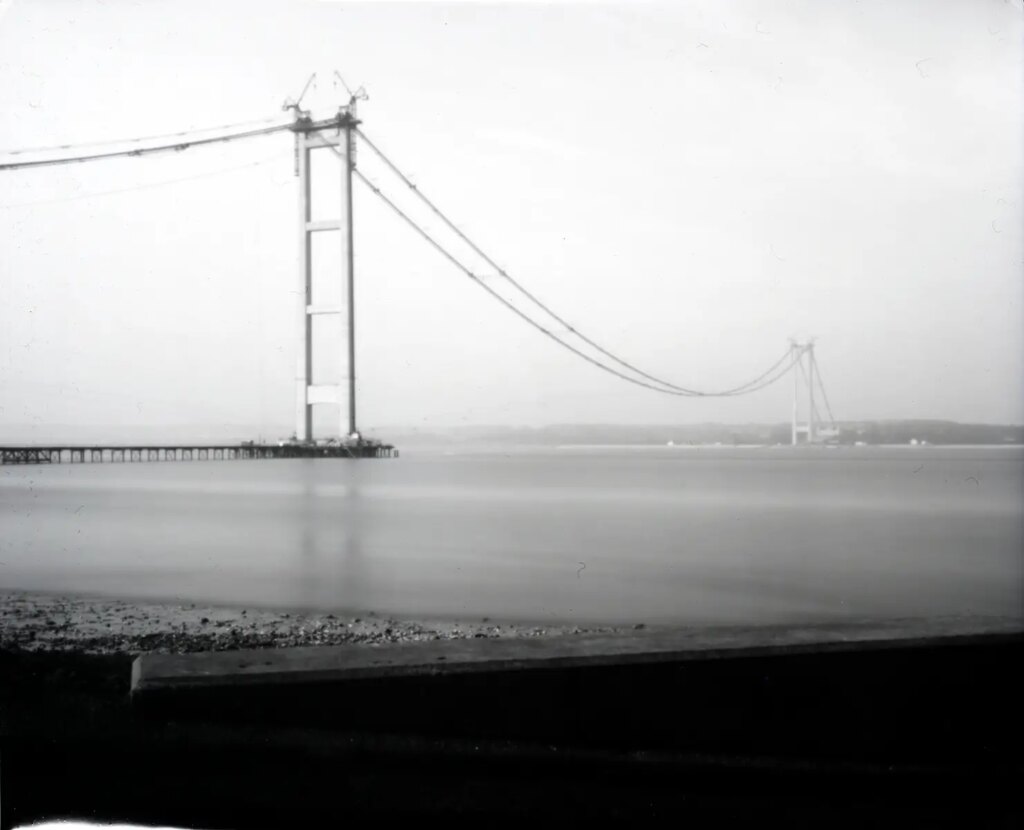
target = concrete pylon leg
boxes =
[293,108,359,444]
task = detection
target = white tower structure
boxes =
[289,95,360,443]
[790,340,838,445]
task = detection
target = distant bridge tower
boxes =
[289,99,360,443]
[790,340,837,445]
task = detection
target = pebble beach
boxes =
[0,591,628,655]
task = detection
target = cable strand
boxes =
[0,151,290,209]
[811,351,837,427]
[354,127,793,397]
[0,121,294,172]
[0,115,292,157]
[354,167,800,399]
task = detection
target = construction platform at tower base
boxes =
[0,439,397,465]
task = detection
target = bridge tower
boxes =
[790,340,837,445]
[289,101,359,444]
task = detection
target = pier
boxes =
[0,441,397,465]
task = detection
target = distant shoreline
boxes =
[4,420,1022,450]
[550,443,1024,450]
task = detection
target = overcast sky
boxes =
[1,0,1021,440]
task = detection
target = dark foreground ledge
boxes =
[132,615,1024,693]
[4,617,1023,828]
[129,616,1024,762]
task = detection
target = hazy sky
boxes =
[1,0,1022,439]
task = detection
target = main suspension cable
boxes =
[0,114,292,158]
[355,127,794,397]
[354,167,799,398]
[0,120,294,172]
[811,351,837,427]
[0,150,290,210]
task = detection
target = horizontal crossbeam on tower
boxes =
[292,104,361,444]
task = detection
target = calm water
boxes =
[1,446,1021,626]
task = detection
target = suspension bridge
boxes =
[0,75,837,465]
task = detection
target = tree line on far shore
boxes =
[387,421,1024,447]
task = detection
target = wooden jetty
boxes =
[0,441,397,465]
